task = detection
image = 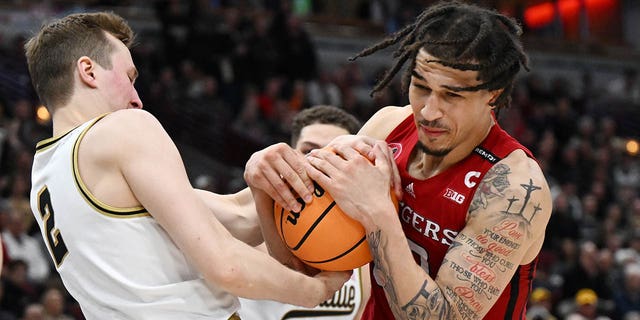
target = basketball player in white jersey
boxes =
[238,105,370,320]
[25,11,348,320]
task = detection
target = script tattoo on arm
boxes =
[439,161,545,319]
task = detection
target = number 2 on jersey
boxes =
[37,186,69,267]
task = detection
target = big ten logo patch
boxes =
[443,188,465,204]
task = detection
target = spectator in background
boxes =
[526,287,558,320]
[545,190,581,251]
[562,241,612,302]
[0,238,3,277]
[1,208,49,284]
[0,259,38,318]
[606,68,640,104]
[0,281,17,320]
[566,288,612,320]
[613,263,640,319]
[306,71,342,108]
[154,0,193,71]
[21,303,44,320]
[40,287,73,320]
[244,13,279,86]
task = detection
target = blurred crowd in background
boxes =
[0,0,639,319]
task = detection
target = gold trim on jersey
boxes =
[72,114,149,218]
[35,128,75,153]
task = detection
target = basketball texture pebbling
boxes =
[274,180,398,271]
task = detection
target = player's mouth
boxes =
[420,125,447,138]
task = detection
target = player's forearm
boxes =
[251,187,293,263]
[213,239,330,307]
[195,188,263,245]
[367,218,455,320]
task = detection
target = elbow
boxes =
[206,260,247,293]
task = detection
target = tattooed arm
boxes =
[373,150,551,319]
[307,142,552,319]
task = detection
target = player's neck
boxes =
[51,104,107,137]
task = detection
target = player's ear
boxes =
[487,89,503,107]
[77,56,97,88]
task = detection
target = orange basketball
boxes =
[274,181,398,271]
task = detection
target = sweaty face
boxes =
[408,49,496,157]
[95,33,142,111]
[294,123,350,154]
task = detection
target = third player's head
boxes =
[290,105,361,154]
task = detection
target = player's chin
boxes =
[416,141,452,157]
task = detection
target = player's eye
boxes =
[446,91,461,98]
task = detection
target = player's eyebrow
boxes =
[411,70,425,81]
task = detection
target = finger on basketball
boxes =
[303,161,332,188]
[331,144,361,161]
[265,169,301,212]
[306,151,341,180]
[282,167,313,204]
[327,135,374,160]
[280,148,315,202]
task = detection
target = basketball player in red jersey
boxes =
[244,1,552,319]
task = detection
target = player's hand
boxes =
[244,143,315,212]
[305,144,397,230]
[327,135,402,200]
[308,270,352,307]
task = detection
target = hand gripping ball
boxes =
[274,180,399,271]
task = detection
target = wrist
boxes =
[362,202,399,233]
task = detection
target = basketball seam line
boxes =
[290,201,336,251]
[302,235,367,264]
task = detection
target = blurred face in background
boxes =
[294,123,349,154]
[42,288,65,316]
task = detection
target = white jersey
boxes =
[238,267,365,320]
[29,116,239,320]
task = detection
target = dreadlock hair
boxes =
[350,1,529,112]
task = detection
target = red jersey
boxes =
[362,114,538,320]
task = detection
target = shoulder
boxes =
[359,105,412,140]
[501,149,548,188]
[478,149,552,229]
[465,148,552,263]
[88,110,164,144]
[81,109,169,160]
[98,109,162,132]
